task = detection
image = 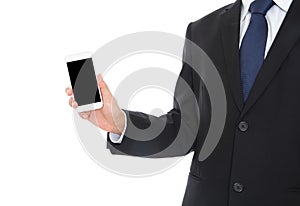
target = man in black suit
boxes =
[66,0,300,205]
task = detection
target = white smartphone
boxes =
[65,52,103,112]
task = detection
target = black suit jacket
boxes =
[107,0,300,205]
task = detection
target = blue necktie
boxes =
[240,0,274,101]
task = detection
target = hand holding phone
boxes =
[65,52,125,134]
[65,52,103,112]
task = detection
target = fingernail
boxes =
[98,74,102,81]
[72,102,77,108]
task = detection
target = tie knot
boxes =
[249,0,274,15]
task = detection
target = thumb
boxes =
[97,74,112,97]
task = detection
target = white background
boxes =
[0,0,232,205]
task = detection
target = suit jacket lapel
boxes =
[220,0,244,112]
[240,0,300,118]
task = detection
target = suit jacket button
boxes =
[233,182,244,193]
[238,121,248,132]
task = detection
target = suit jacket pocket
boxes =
[188,172,204,182]
[182,173,204,206]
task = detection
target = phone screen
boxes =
[67,58,101,106]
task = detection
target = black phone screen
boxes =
[67,58,101,106]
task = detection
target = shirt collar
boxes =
[240,0,293,22]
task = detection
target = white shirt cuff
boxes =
[108,110,127,144]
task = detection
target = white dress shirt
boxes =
[240,0,293,57]
[109,0,293,144]
[109,110,127,143]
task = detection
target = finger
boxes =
[65,87,73,96]
[79,112,90,119]
[72,101,78,109]
[97,74,112,97]
[69,97,78,108]
[97,73,103,84]
[69,97,74,107]
[97,74,108,90]
[97,74,106,89]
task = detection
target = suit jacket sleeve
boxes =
[106,23,203,158]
